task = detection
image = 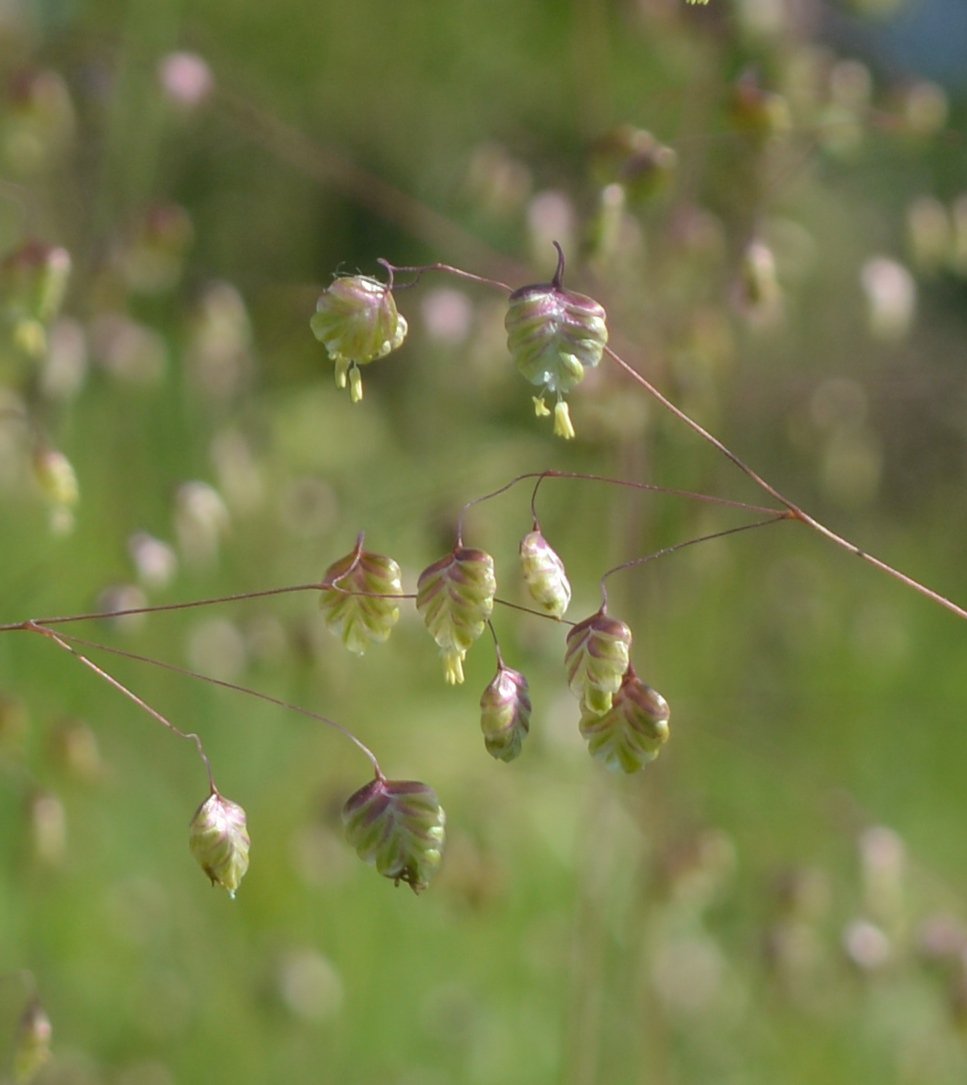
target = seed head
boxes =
[342,777,446,893]
[579,666,670,773]
[564,610,632,716]
[189,790,250,898]
[310,275,407,402]
[416,547,496,684]
[504,245,607,439]
[519,529,571,618]
[319,540,403,655]
[480,664,531,762]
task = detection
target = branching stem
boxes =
[0,583,323,633]
[458,469,781,543]
[599,514,789,607]
[43,629,384,779]
[604,344,967,622]
[25,622,215,789]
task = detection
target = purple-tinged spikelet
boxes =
[480,664,531,762]
[564,610,632,716]
[416,548,496,684]
[319,541,403,655]
[189,790,250,898]
[342,777,446,893]
[310,275,407,402]
[579,666,670,773]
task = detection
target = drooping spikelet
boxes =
[519,529,571,618]
[564,610,632,716]
[480,663,531,762]
[579,666,670,773]
[342,777,446,893]
[416,547,496,684]
[319,540,403,655]
[504,245,608,439]
[189,789,250,899]
[310,274,407,402]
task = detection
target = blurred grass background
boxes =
[1,0,967,1082]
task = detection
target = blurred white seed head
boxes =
[526,190,576,267]
[27,790,67,868]
[420,288,474,345]
[89,314,167,386]
[174,481,230,567]
[842,918,891,971]
[186,617,249,682]
[274,949,344,1022]
[860,256,916,342]
[128,531,179,590]
[96,584,149,634]
[157,51,215,109]
[40,317,88,401]
[186,281,255,402]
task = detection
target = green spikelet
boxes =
[189,790,250,899]
[319,537,403,655]
[310,274,407,402]
[342,777,446,893]
[480,663,531,762]
[579,666,670,773]
[416,547,496,684]
[504,245,607,439]
[519,529,571,618]
[564,610,632,716]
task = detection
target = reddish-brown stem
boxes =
[384,261,512,294]
[44,630,384,779]
[605,345,967,623]
[26,622,215,789]
[599,515,789,608]
[457,468,781,543]
[0,583,323,633]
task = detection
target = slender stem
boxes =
[45,630,383,778]
[600,515,789,601]
[27,622,215,789]
[384,260,513,294]
[457,468,782,543]
[0,582,324,633]
[605,346,790,507]
[605,345,967,622]
[494,596,577,625]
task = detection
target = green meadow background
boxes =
[1,1,967,1082]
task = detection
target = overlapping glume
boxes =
[579,666,670,773]
[519,529,571,618]
[342,777,446,893]
[319,543,403,655]
[564,611,632,716]
[479,664,531,762]
[504,256,608,439]
[189,790,250,898]
[310,275,407,402]
[416,548,496,684]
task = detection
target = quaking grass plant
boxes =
[1,0,966,1074]
[1,241,964,904]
